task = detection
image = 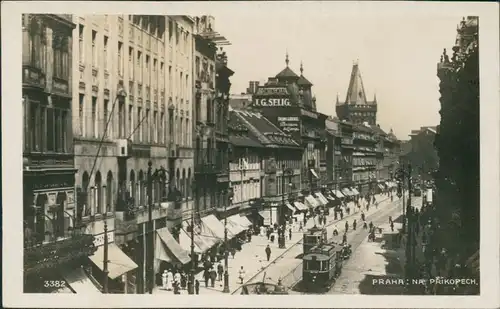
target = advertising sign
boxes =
[253,86,291,107]
[278,116,300,133]
[253,98,291,107]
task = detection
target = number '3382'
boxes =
[44,280,66,288]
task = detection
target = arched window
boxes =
[106,171,113,213]
[187,168,192,198]
[95,171,102,214]
[138,170,144,206]
[130,170,136,202]
[82,171,91,217]
[182,169,186,198]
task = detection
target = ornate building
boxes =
[22,14,91,293]
[434,16,479,292]
[336,62,377,126]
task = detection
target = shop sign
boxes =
[93,231,115,247]
[253,97,291,107]
[278,116,300,133]
[255,87,288,96]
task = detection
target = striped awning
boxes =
[304,195,320,208]
[294,201,308,211]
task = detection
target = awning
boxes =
[378,184,385,190]
[351,188,360,196]
[304,195,319,208]
[326,194,335,201]
[294,201,308,211]
[89,243,139,279]
[178,228,205,254]
[259,209,277,226]
[314,192,329,205]
[342,188,352,196]
[310,169,319,179]
[285,202,296,211]
[230,215,252,228]
[182,220,216,252]
[155,227,191,265]
[332,190,344,198]
[201,214,234,241]
[62,267,101,294]
[226,217,246,235]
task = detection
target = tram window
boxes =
[307,261,320,271]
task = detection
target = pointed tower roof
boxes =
[276,51,299,79]
[336,93,341,105]
[344,61,368,105]
[297,61,313,86]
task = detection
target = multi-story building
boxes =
[22,14,87,293]
[337,120,354,191]
[351,123,378,194]
[72,14,194,294]
[193,16,233,218]
[229,92,253,110]
[403,126,439,179]
[325,117,341,189]
[227,110,265,217]
[252,55,327,192]
[335,62,377,126]
[230,109,303,225]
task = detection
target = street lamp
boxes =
[188,182,196,295]
[223,188,234,293]
[279,165,293,249]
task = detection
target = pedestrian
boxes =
[230,248,236,259]
[299,222,303,231]
[174,270,181,286]
[353,219,357,230]
[173,281,180,294]
[217,262,223,281]
[238,266,246,284]
[167,269,174,291]
[181,272,187,290]
[265,244,272,261]
[195,279,200,295]
[209,267,217,287]
[162,270,168,290]
[270,233,275,243]
[390,221,394,232]
[266,227,271,240]
[389,216,393,224]
[203,269,209,287]
[345,221,349,233]
[342,233,347,244]
[333,225,338,236]
[289,227,292,240]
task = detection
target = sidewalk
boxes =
[153,193,394,295]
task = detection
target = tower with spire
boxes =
[336,61,377,125]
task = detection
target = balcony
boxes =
[24,231,97,276]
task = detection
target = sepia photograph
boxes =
[2,1,499,308]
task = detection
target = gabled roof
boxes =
[276,66,299,79]
[370,125,387,136]
[231,110,300,148]
[297,75,313,86]
[344,63,373,106]
[228,111,263,148]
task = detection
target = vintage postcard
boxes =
[2,1,499,308]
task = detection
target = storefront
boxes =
[155,227,191,280]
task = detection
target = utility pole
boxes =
[405,163,413,287]
[146,161,153,294]
[223,189,232,293]
[103,215,109,293]
[279,165,286,249]
[188,182,195,295]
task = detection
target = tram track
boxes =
[282,197,406,292]
[231,196,393,295]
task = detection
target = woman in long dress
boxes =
[166,270,174,291]
[162,270,168,290]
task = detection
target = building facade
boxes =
[405,126,439,179]
[351,124,378,194]
[22,14,84,293]
[72,14,194,294]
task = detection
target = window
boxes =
[118,41,123,77]
[118,100,125,138]
[61,110,68,152]
[160,62,164,89]
[153,111,158,143]
[146,55,150,85]
[54,109,61,152]
[128,104,133,139]
[79,24,84,63]
[195,56,200,79]
[103,35,108,70]
[180,72,183,98]
[168,109,174,142]
[92,30,97,67]
[206,98,212,123]
[179,117,183,145]
[29,101,38,151]
[79,94,84,136]
[168,66,172,94]
[91,97,97,138]
[153,58,157,83]
[128,47,134,79]
[39,105,46,151]
[137,107,142,142]
[168,19,173,41]
[185,118,189,146]
[145,109,150,143]
[160,112,165,144]
[137,51,142,83]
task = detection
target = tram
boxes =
[302,225,328,254]
[302,242,344,293]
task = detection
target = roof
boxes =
[231,110,300,148]
[228,111,263,148]
[343,63,375,106]
[297,74,313,86]
[276,66,299,79]
[370,125,387,136]
[399,140,413,156]
[353,123,374,134]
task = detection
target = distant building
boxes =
[229,92,253,110]
[246,80,260,94]
[336,62,377,126]
[400,126,439,180]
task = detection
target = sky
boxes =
[212,12,461,140]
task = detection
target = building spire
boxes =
[300,61,304,75]
[373,93,377,102]
[285,50,289,67]
[336,93,340,105]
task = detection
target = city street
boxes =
[329,196,423,294]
